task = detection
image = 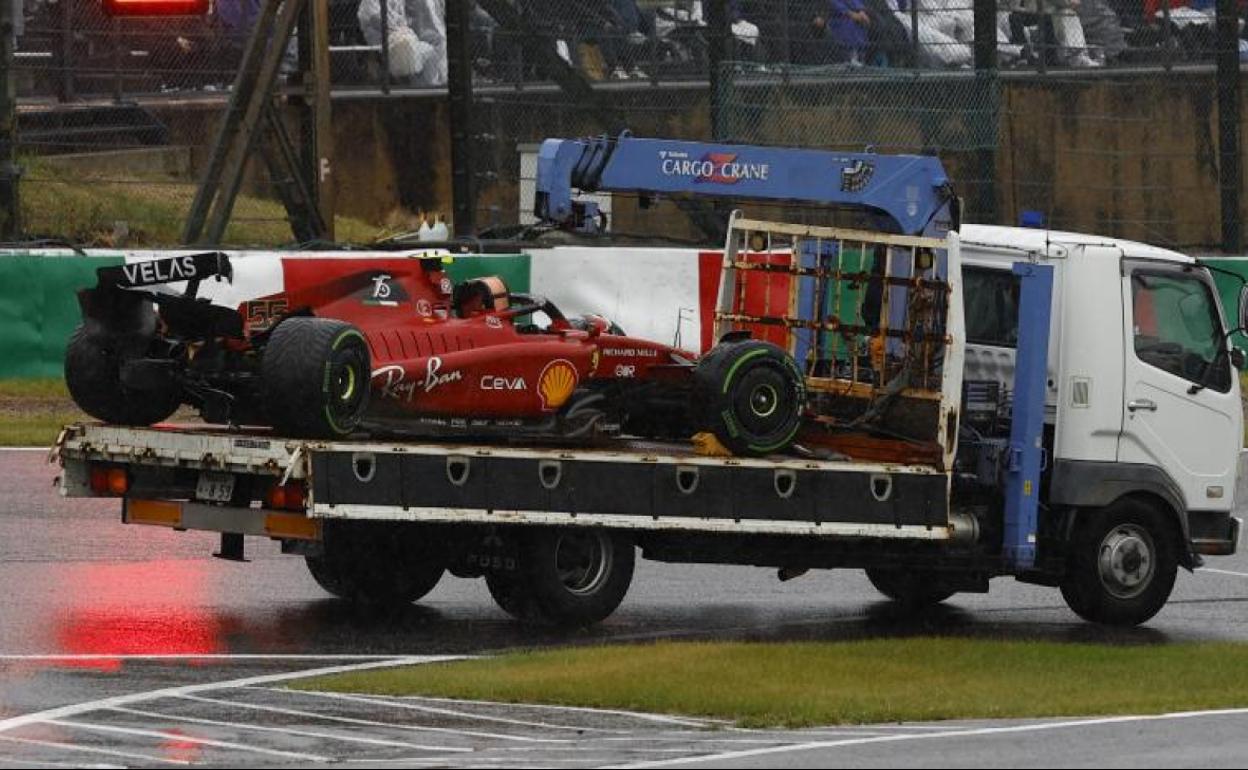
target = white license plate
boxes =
[195,472,236,503]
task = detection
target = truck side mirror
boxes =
[1233,348,1247,371]
[1239,284,1248,332]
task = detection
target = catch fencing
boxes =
[6,0,1245,250]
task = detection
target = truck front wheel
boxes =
[865,568,957,607]
[1059,499,1179,627]
[305,522,444,606]
[486,528,634,626]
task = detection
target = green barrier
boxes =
[1200,257,1248,348]
[443,254,531,292]
[0,254,124,379]
[0,252,530,380]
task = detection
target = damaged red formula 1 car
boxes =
[66,253,806,456]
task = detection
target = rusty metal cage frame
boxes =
[714,211,966,467]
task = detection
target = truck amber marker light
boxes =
[102,0,209,16]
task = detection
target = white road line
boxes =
[1197,567,1248,579]
[600,734,886,744]
[0,655,465,734]
[385,694,719,728]
[45,719,332,763]
[177,694,570,744]
[106,706,471,753]
[605,708,1248,768]
[505,746,725,754]
[274,688,627,734]
[812,724,964,731]
[0,733,190,766]
[0,654,400,661]
[0,447,47,452]
[0,755,121,769]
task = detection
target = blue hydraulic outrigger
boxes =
[533,133,1053,573]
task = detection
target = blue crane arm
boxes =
[534,134,958,236]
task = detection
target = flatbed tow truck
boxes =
[54,135,1245,627]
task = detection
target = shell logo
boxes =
[538,359,579,410]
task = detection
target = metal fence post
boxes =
[58,0,73,101]
[973,0,998,224]
[446,0,475,236]
[707,0,729,141]
[909,0,919,68]
[1216,0,1240,253]
[0,0,20,239]
[379,0,389,94]
[112,16,123,103]
[1161,1,1172,71]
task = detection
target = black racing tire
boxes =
[693,339,805,456]
[64,324,180,425]
[865,568,958,607]
[262,317,370,438]
[305,522,445,606]
[1059,498,1179,627]
[484,572,543,621]
[487,528,635,626]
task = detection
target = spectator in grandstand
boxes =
[595,0,653,79]
[1076,0,1126,62]
[214,0,260,74]
[898,0,974,67]
[780,0,874,64]
[357,0,447,87]
[863,0,914,66]
[1006,0,1099,66]
[825,0,873,64]
[888,0,1021,68]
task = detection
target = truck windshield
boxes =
[1130,269,1230,392]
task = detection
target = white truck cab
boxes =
[959,225,1243,577]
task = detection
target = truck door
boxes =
[1118,259,1240,510]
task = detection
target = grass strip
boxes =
[0,378,82,447]
[290,639,1248,728]
[21,159,389,247]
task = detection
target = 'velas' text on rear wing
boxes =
[94,252,234,292]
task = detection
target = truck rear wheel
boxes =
[865,568,957,607]
[693,340,805,457]
[65,325,180,426]
[305,522,444,606]
[1059,499,1178,627]
[262,317,370,438]
[486,528,634,626]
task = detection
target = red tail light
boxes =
[103,0,209,16]
[89,466,129,496]
[265,481,307,511]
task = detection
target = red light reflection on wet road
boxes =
[50,560,226,671]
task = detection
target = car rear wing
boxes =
[93,252,233,295]
[79,252,241,339]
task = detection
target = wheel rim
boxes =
[553,531,612,595]
[325,345,368,429]
[732,365,793,436]
[1097,523,1156,600]
[749,383,779,418]
[335,364,357,403]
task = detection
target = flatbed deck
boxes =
[57,422,954,541]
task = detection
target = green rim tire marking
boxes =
[720,348,768,395]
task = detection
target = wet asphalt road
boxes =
[2,449,1248,767]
